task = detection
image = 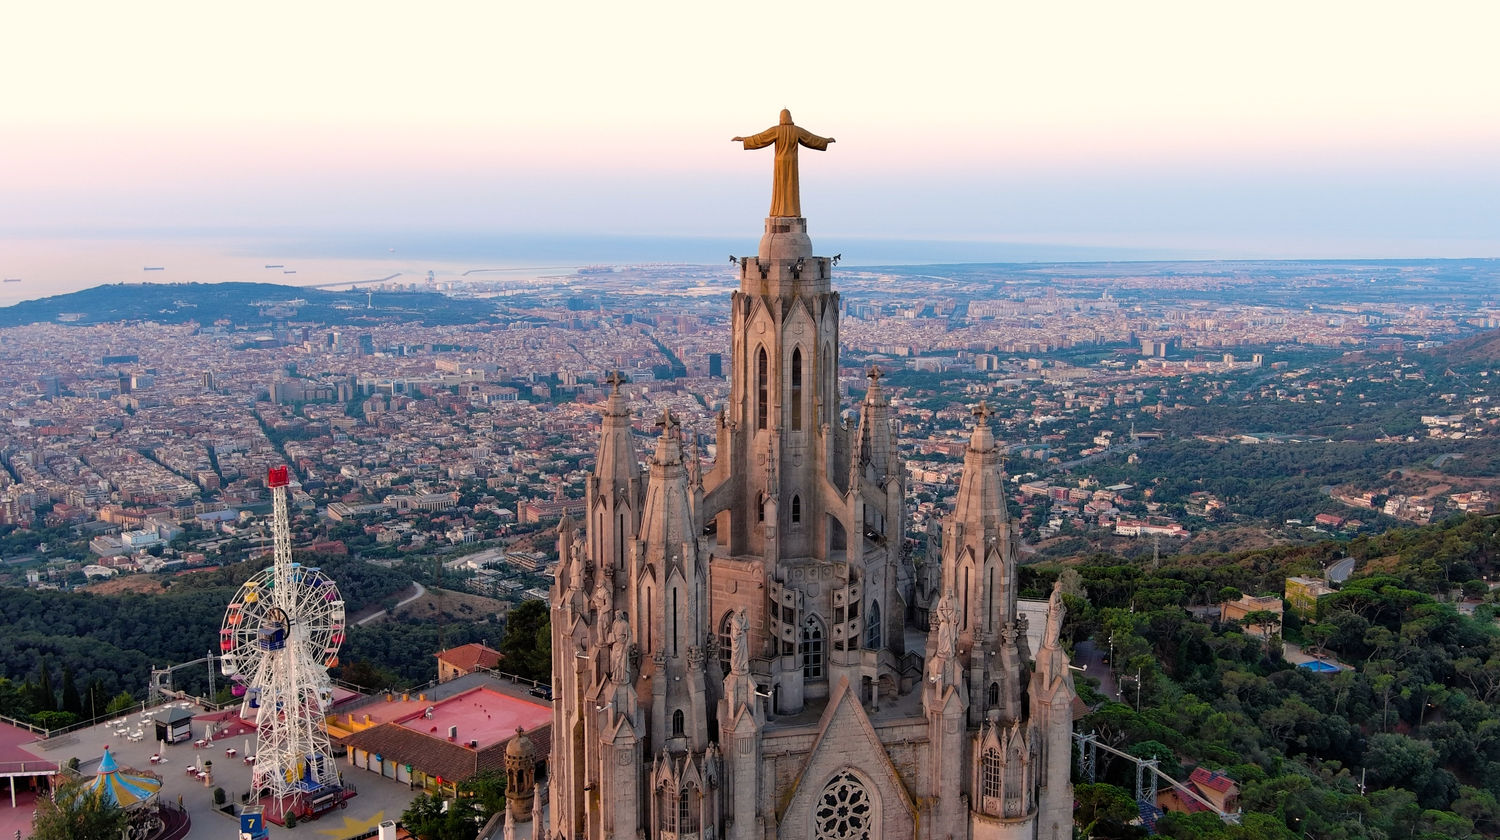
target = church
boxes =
[548,112,1077,840]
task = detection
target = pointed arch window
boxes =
[718,611,735,674]
[961,567,970,630]
[800,615,825,682]
[680,784,700,833]
[865,601,882,649]
[671,709,685,737]
[791,346,803,430]
[987,565,995,632]
[987,682,1000,708]
[661,787,677,834]
[981,748,1003,812]
[791,494,801,524]
[756,346,769,430]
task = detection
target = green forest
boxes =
[0,555,434,727]
[8,510,1500,838]
[1051,514,1500,839]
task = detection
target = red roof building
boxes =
[436,643,504,683]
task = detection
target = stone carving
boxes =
[935,590,957,659]
[1043,581,1065,649]
[813,770,872,840]
[592,569,614,618]
[730,608,751,675]
[609,610,632,680]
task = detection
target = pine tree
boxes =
[84,679,106,720]
[60,666,82,718]
[34,659,56,712]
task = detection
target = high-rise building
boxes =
[707,352,723,378]
[550,122,1076,840]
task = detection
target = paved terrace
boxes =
[22,700,421,838]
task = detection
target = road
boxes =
[1039,440,1143,478]
[1073,639,1121,702]
[356,581,427,626]
[1327,555,1356,583]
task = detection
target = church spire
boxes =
[636,410,713,754]
[595,372,639,496]
[853,366,897,483]
[587,372,640,581]
[941,402,1023,722]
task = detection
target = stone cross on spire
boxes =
[656,407,677,431]
[605,370,626,394]
[972,400,992,424]
[867,365,883,384]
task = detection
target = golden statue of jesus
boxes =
[733,109,835,218]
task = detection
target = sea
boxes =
[0,230,1179,307]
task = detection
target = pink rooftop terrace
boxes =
[395,687,550,750]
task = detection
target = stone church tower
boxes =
[549,118,1076,840]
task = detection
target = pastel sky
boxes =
[5,1,1499,260]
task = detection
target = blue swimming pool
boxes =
[1298,660,1341,673]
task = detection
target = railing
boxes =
[0,712,46,735]
[335,665,551,713]
[0,760,55,775]
[345,821,401,840]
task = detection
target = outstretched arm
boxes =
[733,126,779,150]
[796,129,835,151]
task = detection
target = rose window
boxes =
[814,771,872,840]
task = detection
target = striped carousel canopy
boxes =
[87,748,162,809]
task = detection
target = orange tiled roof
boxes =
[435,643,504,672]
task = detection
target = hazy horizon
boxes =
[5,1,1499,297]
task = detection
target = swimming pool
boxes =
[1298,660,1341,673]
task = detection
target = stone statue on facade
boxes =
[732,109,835,218]
[1043,580,1065,649]
[730,608,751,675]
[609,610,632,681]
[936,590,958,659]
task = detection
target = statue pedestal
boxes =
[758,217,812,261]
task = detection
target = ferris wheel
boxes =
[219,466,347,820]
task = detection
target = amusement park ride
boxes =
[220,466,349,822]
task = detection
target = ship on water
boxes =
[2,278,20,283]
[143,266,165,271]
[265,264,284,269]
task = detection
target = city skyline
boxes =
[4,0,1499,296]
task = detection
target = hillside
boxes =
[0,281,495,327]
[1430,327,1500,366]
[0,553,411,710]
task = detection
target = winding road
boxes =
[356,581,427,626]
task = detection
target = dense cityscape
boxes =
[0,259,1495,593]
